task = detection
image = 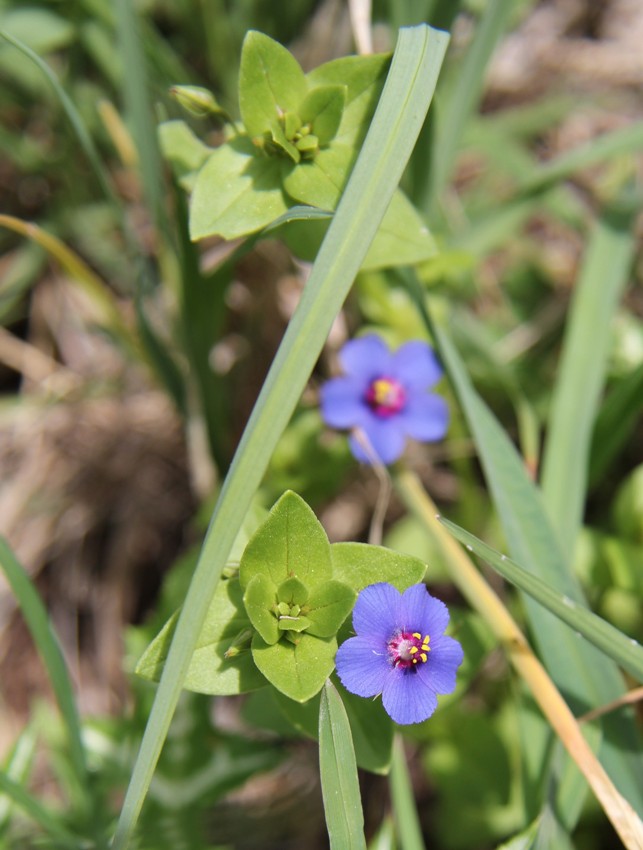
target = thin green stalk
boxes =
[110,26,450,849]
[390,736,425,850]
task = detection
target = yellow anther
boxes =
[410,646,418,655]
[372,379,395,405]
[419,652,427,663]
[412,632,422,639]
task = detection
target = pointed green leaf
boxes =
[283,143,355,210]
[305,580,356,638]
[278,576,309,605]
[136,576,265,695]
[319,680,367,850]
[189,136,289,240]
[361,189,436,271]
[243,573,279,645]
[239,30,307,138]
[331,542,426,592]
[251,631,336,702]
[239,491,332,590]
[158,120,213,191]
[307,53,390,145]
[299,84,346,145]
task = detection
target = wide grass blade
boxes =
[111,25,450,849]
[0,538,88,795]
[403,272,643,817]
[439,518,643,682]
[319,680,367,850]
[540,202,636,561]
[390,736,426,850]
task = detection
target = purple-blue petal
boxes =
[382,666,438,724]
[339,335,391,381]
[352,582,399,642]
[389,341,443,391]
[348,417,406,465]
[335,635,390,697]
[320,377,368,429]
[396,585,450,637]
[398,394,449,442]
[421,634,464,694]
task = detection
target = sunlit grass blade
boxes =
[439,518,643,681]
[111,25,450,849]
[426,0,513,215]
[540,202,636,562]
[390,736,425,850]
[0,29,114,203]
[0,771,80,848]
[0,538,88,793]
[402,270,643,817]
[0,727,36,831]
[319,680,367,850]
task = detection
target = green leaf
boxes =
[306,580,356,638]
[319,680,367,850]
[158,120,212,191]
[278,576,309,604]
[331,542,426,592]
[307,53,391,146]
[440,518,643,682]
[0,8,74,54]
[136,576,265,695]
[362,190,436,271]
[238,30,307,138]
[239,491,332,591]
[251,632,337,702]
[243,573,279,644]
[283,142,355,210]
[189,136,289,240]
[299,84,346,145]
[390,736,425,850]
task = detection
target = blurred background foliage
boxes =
[0,0,642,848]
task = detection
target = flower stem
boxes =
[395,466,643,850]
[390,735,426,850]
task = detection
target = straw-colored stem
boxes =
[395,466,643,850]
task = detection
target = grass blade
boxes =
[319,680,367,850]
[540,202,636,561]
[439,518,643,682]
[390,736,426,850]
[0,538,88,794]
[0,771,80,848]
[111,25,450,849]
[403,271,643,817]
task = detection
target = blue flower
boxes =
[320,335,448,464]
[335,583,463,725]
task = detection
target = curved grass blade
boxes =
[0,30,115,203]
[0,771,80,848]
[439,518,643,682]
[540,202,636,562]
[0,539,88,793]
[111,25,450,849]
[319,680,367,850]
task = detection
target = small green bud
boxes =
[170,85,226,119]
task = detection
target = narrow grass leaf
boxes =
[319,680,367,850]
[404,273,643,817]
[111,25,450,849]
[390,736,426,850]
[440,518,643,682]
[541,203,635,562]
[0,772,79,847]
[0,538,88,791]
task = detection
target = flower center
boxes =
[365,377,406,418]
[387,630,430,671]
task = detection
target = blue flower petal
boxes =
[320,377,368,429]
[397,585,450,637]
[422,634,464,694]
[339,335,391,381]
[398,394,449,442]
[348,417,406,465]
[352,582,399,642]
[335,635,390,697]
[382,666,438,724]
[389,341,443,391]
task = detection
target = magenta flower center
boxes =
[365,377,406,418]
[387,630,431,670]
